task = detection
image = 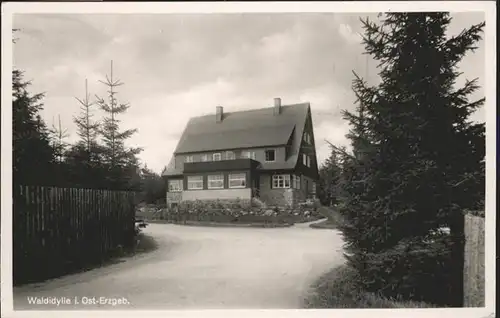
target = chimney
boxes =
[273,97,281,115]
[216,106,223,123]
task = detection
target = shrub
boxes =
[304,264,435,308]
[343,234,455,306]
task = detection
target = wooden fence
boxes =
[463,213,485,307]
[13,185,137,285]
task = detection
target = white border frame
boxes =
[1,2,496,318]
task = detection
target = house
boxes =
[162,98,319,208]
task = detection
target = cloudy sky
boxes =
[13,12,486,174]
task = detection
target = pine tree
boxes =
[338,13,485,306]
[95,61,142,189]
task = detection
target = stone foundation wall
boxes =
[258,174,317,207]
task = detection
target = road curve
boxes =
[14,221,344,310]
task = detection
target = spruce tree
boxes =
[49,115,70,163]
[318,143,344,206]
[73,79,100,163]
[338,13,485,306]
[13,33,55,186]
[139,164,167,204]
[95,61,142,189]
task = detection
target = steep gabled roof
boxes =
[163,102,310,176]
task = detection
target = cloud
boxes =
[338,23,363,44]
[13,13,485,173]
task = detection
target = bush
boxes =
[344,234,455,306]
[304,265,434,308]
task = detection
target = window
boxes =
[303,132,312,143]
[225,151,235,160]
[293,175,301,189]
[265,149,276,162]
[185,155,194,163]
[229,173,246,188]
[208,175,224,189]
[307,156,311,167]
[312,182,317,194]
[241,151,256,160]
[272,174,291,189]
[201,154,209,162]
[302,154,307,165]
[187,176,203,190]
[168,180,183,192]
[213,153,222,161]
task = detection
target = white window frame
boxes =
[229,173,246,189]
[265,149,276,162]
[241,151,256,160]
[307,156,311,167]
[272,174,291,189]
[187,175,203,190]
[225,151,235,160]
[201,154,209,162]
[185,155,194,163]
[213,153,222,161]
[168,180,183,192]
[303,154,307,165]
[207,174,224,189]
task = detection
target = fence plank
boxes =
[464,214,485,307]
[13,185,137,285]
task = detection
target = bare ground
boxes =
[14,219,344,310]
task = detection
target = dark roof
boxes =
[163,102,310,176]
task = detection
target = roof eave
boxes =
[174,143,290,155]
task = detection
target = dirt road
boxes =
[14,221,344,310]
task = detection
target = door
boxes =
[253,176,260,197]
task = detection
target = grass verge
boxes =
[303,264,435,308]
[310,206,345,229]
[309,219,337,229]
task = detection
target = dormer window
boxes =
[242,151,256,160]
[201,154,209,162]
[213,153,222,161]
[225,151,235,160]
[265,149,276,162]
[185,155,194,163]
